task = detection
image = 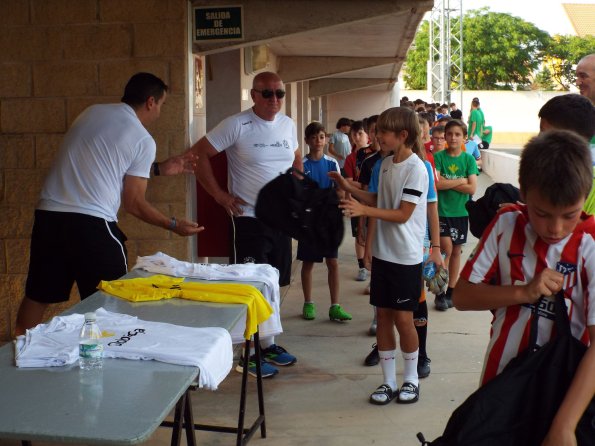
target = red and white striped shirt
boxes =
[460,205,595,384]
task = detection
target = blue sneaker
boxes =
[261,344,297,366]
[235,354,278,378]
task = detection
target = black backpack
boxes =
[255,168,344,252]
[466,183,521,239]
[417,292,595,446]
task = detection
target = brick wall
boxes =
[0,0,190,341]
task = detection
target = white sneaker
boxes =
[356,268,368,281]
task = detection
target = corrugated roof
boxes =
[563,3,595,36]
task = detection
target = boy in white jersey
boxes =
[455,130,595,445]
[331,107,428,405]
[299,122,351,322]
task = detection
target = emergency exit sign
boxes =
[193,6,243,42]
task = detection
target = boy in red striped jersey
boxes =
[455,130,595,446]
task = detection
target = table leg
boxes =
[236,337,250,445]
[170,392,186,446]
[184,390,197,446]
[253,331,266,438]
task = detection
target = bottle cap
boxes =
[84,312,96,321]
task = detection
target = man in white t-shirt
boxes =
[191,71,302,378]
[15,73,204,336]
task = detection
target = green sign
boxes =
[194,6,243,42]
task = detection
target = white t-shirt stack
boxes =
[37,103,155,222]
[133,252,282,344]
[15,308,232,390]
[206,108,298,217]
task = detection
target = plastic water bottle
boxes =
[423,261,436,281]
[79,312,103,370]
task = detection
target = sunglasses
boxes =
[253,88,286,99]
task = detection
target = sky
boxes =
[436,0,595,36]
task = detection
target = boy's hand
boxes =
[329,171,349,191]
[339,197,366,217]
[428,247,444,268]
[524,268,564,303]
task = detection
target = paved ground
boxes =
[2,173,496,446]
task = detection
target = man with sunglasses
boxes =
[192,71,302,378]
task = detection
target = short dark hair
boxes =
[445,119,467,135]
[432,125,445,135]
[350,120,365,134]
[121,72,168,107]
[336,117,351,129]
[305,121,325,139]
[365,114,379,131]
[472,99,480,107]
[519,130,592,206]
[538,94,595,141]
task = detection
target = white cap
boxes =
[84,312,96,321]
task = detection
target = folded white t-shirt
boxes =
[15,308,232,390]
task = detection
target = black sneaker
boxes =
[435,293,448,311]
[445,294,454,308]
[364,343,379,366]
[418,356,431,379]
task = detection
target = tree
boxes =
[403,8,550,90]
[403,20,429,90]
[544,35,595,90]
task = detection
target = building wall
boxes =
[0,0,190,341]
[326,88,569,147]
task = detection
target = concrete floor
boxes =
[2,173,496,446]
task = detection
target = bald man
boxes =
[191,72,302,378]
[577,53,595,104]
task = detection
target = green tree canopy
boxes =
[544,35,595,90]
[404,8,551,90]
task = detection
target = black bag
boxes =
[466,183,521,239]
[255,168,344,252]
[418,292,595,446]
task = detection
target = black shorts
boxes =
[231,216,292,287]
[350,216,359,238]
[369,257,421,311]
[26,210,128,303]
[439,216,469,245]
[296,240,338,263]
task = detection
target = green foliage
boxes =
[533,67,556,91]
[403,7,559,90]
[403,20,429,90]
[544,35,595,90]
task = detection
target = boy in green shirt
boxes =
[433,119,479,310]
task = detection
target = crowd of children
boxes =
[287,91,594,444]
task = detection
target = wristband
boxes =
[152,162,160,176]
[432,245,441,248]
[168,216,177,230]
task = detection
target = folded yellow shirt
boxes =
[98,275,272,339]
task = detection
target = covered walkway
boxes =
[7,173,496,446]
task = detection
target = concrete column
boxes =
[310,96,321,122]
[205,49,242,131]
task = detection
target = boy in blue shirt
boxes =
[300,122,352,322]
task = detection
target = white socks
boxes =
[378,349,397,391]
[402,349,419,386]
[378,348,419,389]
